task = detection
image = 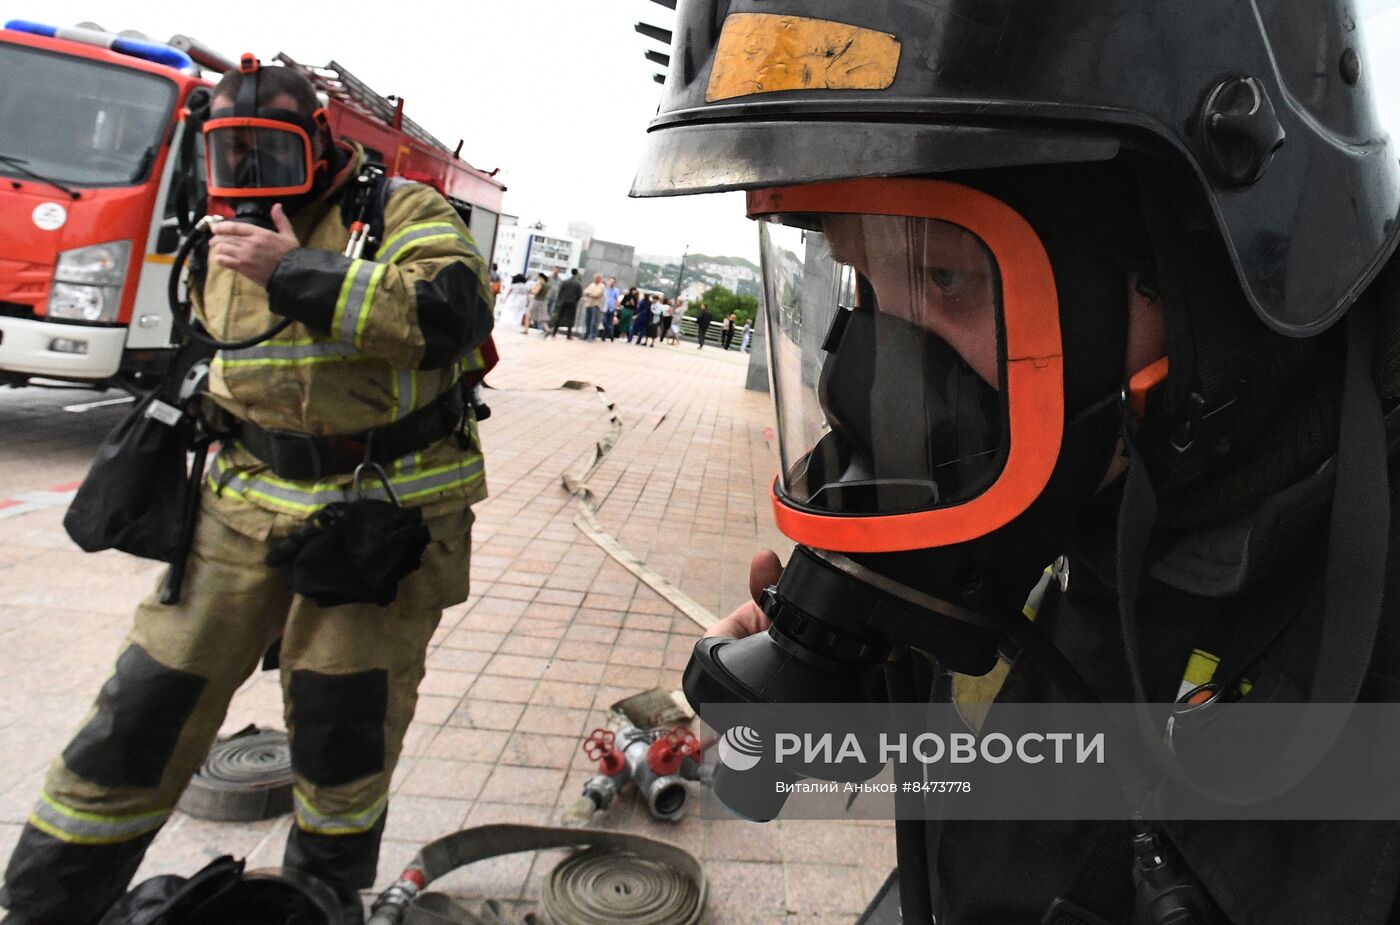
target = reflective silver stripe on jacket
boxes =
[378,222,463,265]
[29,793,169,845]
[211,451,485,514]
[293,789,387,835]
[338,259,380,344]
[218,339,362,367]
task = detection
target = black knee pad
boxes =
[63,645,206,789]
[288,669,387,787]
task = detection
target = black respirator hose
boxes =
[167,220,292,351]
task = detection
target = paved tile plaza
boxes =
[0,331,894,923]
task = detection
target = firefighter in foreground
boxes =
[639,2,1400,923]
[0,60,493,924]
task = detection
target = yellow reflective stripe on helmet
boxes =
[293,788,386,835]
[210,451,485,515]
[707,13,901,102]
[29,792,168,845]
[378,221,463,265]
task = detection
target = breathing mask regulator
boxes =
[167,53,335,351]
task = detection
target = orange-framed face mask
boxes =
[204,111,321,198]
[751,178,1065,554]
[202,55,327,199]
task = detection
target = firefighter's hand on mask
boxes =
[209,204,299,288]
[705,549,782,640]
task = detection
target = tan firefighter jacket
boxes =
[195,143,493,539]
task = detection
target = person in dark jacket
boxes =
[695,303,713,348]
[546,268,584,339]
[619,287,638,341]
[630,293,654,344]
[720,312,737,350]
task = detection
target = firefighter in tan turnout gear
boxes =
[0,61,494,925]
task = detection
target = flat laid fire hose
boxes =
[368,824,707,925]
[556,381,717,632]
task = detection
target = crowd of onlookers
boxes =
[489,264,752,351]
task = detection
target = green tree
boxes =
[694,285,759,327]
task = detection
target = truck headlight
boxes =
[46,241,131,323]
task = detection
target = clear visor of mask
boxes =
[205,121,311,195]
[760,213,1010,515]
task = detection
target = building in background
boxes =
[492,223,583,280]
[583,238,639,289]
[567,221,597,250]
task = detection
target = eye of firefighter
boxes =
[819,212,1000,386]
[928,267,965,290]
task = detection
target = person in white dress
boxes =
[497,273,532,333]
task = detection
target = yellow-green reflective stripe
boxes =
[30,793,168,845]
[380,220,454,255]
[211,451,484,515]
[461,348,486,372]
[294,789,386,835]
[217,355,361,369]
[353,263,388,348]
[217,341,361,368]
[331,259,365,343]
[383,232,462,265]
[378,222,459,264]
[336,260,376,344]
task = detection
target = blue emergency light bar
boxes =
[4,19,195,72]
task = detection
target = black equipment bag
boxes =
[265,495,430,607]
[95,855,345,925]
[95,855,245,925]
[63,339,215,563]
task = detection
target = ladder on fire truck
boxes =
[274,52,452,154]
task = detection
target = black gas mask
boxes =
[685,176,1129,727]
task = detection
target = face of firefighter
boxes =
[209,91,325,188]
[821,213,1001,387]
[819,212,1164,419]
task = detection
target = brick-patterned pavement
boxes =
[0,332,894,924]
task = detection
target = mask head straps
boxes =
[235,53,259,119]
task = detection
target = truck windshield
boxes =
[0,42,176,187]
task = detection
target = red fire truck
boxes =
[0,20,506,391]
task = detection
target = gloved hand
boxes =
[704,549,783,640]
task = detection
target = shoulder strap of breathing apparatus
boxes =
[339,160,390,261]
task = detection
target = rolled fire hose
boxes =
[175,726,293,822]
[368,824,707,925]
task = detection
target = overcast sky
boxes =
[10,2,1400,264]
